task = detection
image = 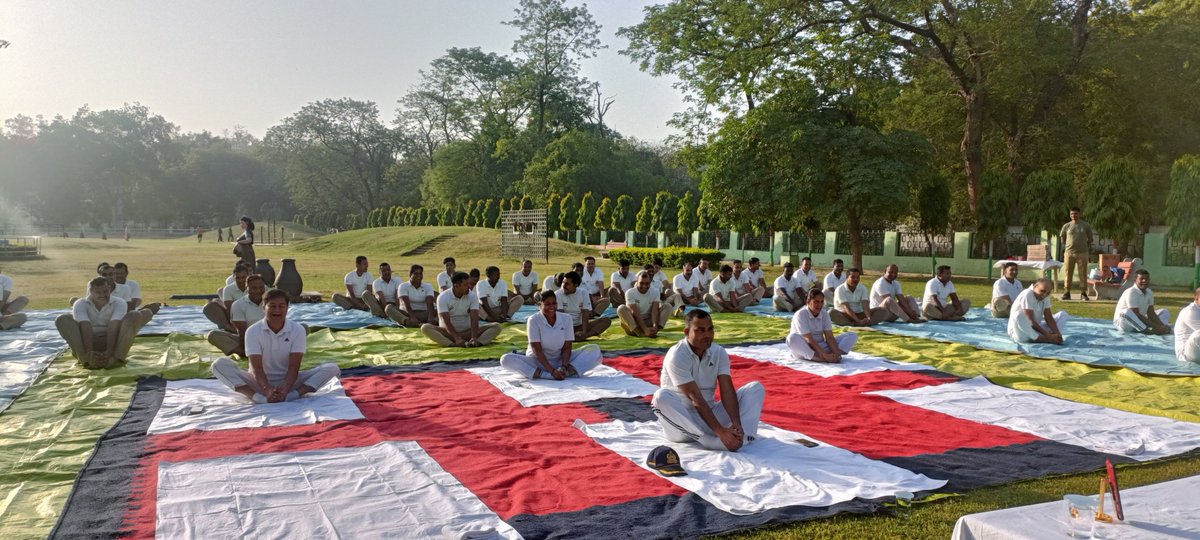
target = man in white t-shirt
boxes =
[832,268,891,326]
[787,290,857,362]
[822,258,847,299]
[673,262,705,311]
[204,263,251,333]
[477,266,523,322]
[747,257,771,298]
[332,255,374,312]
[608,259,637,307]
[1174,288,1200,363]
[363,262,401,318]
[421,271,502,347]
[207,275,267,356]
[393,264,437,327]
[732,259,765,302]
[1008,278,1067,345]
[922,266,971,321]
[55,276,151,369]
[0,271,29,330]
[651,310,765,452]
[557,271,612,340]
[695,259,714,290]
[989,262,1024,318]
[436,257,457,292]
[796,257,818,291]
[542,272,564,294]
[706,265,754,313]
[211,289,341,403]
[870,264,924,323]
[512,260,541,304]
[1113,270,1171,335]
[112,262,160,314]
[581,256,611,317]
[617,271,669,338]
[772,262,805,312]
[500,290,603,380]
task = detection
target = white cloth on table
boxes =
[990,259,1063,271]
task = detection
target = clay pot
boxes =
[275,258,303,297]
[255,258,276,287]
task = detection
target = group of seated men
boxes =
[52,262,160,369]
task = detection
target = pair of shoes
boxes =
[1061,292,1072,301]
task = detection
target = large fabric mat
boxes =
[48,344,1200,538]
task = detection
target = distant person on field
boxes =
[1059,207,1095,301]
[394,264,437,327]
[617,271,669,337]
[56,276,152,369]
[557,271,612,340]
[217,227,224,243]
[363,262,399,318]
[1174,288,1200,363]
[870,264,924,323]
[436,257,456,292]
[477,265,523,323]
[772,262,805,312]
[1113,270,1171,335]
[831,268,891,326]
[421,271,502,347]
[922,266,971,321]
[706,264,754,313]
[332,255,373,312]
[500,290,602,380]
[206,274,267,356]
[608,259,637,307]
[234,216,256,266]
[989,262,1023,318]
[512,259,541,304]
[823,258,847,299]
[788,290,857,363]
[211,289,340,403]
[1008,278,1067,345]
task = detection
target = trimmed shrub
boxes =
[607,247,726,269]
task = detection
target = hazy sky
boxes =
[0,0,684,141]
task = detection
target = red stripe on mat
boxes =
[122,370,685,537]
[604,354,1041,459]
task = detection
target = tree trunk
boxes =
[962,87,985,215]
[848,210,864,271]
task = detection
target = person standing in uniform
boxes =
[1059,207,1095,301]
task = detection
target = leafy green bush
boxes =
[607,247,726,269]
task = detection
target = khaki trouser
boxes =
[388,304,432,328]
[617,304,669,336]
[830,308,890,326]
[55,310,152,367]
[1062,250,1089,295]
[704,293,754,313]
[480,296,524,322]
[420,322,502,346]
[990,297,1012,318]
[922,299,973,320]
[574,317,612,340]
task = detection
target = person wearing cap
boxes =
[512,259,541,305]
[211,289,341,403]
[332,255,374,312]
[477,266,523,323]
[651,310,765,452]
[788,290,857,362]
[772,262,805,312]
[421,271,502,347]
[393,264,436,327]
[608,259,637,307]
[1113,269,1171,335]
[705,265,754,313]
[364,262,400,318]
[206,274,267,356]
[618,271,670,337]
[556,271,612,340]
[500,290,602,380]
[1175,288,1200,363]
[822,259,847,299]
[922,265,971,321]
[1008,278,1067,345]
[0,269,29,330]
[989,262,1023,318]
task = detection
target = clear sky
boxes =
[0,0,683,141]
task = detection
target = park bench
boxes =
[1088,254,1140,301]
[599,241,626,258]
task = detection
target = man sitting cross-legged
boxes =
[112,262,160,315]
[705,264,754,313]
[204,263,251,333]
[1175,288,1200,364]
[787,290,858,363]
[0,269,29,330]
[206,274,267,356]
[391,264,437,328]
[651,310,765,452]
[617,271,670,338]
[831,268,891,327]
[922,265,971,321]
[421,271,502,347]
[436,257,457,292]
[332,255,374,312]
[1113,269,1172,335]
[772,262,806,312]
[796,257,819,292]
[476,266,523,323]
[1008,278,1067,345]
[581,256,611,317]
[989,262,1023,318]
[557,271,612,340]
[363,262,400,318]
[608,258,637,308]
[732,259,765,302]
[870,264,925,323]
[56,277,152,369]
[211,289,341,404]
[512,259,541,305]
[673,262,705,312]
[746,257,772,299]
[500,290,603,380]
[822,259,847,299]
[695,258,714,291]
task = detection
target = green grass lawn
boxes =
[3,226,1199,539]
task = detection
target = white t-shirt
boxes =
[244,319,307,383]
[823,271,847,292]
[399,281,435,307]
[992,277,1024,303]
[221,283,247,303]
[344,270,374,296]
[745,268,766,287]
[230,295,266,326]
[121,279,143,300]
[1009,288,1052,336]
[652,270,671,292]
[1114,286,1155,325]
[226,273,237,287]
[476,279,510,305]
[795,269,818,290]
[1175,302,1200,361]
[436,289,479,332]
[526,311,574,361]
[659,339,731,404]
[624,287,659,314]
[708,276,739,299]
[870,277,904,309]
[0,274,12,295]
[72,297,128,334]
[108,282,133,302]
[373,277,400,303]
[834,283,868,314]
[791,307,832,347]
[673,272,700,296]
[695,268,713,289]
[436,271,454,291]
[581,268,606,295]
[512,271,539,296]
[733,270,752,288]
[542,275,560,293]
[610,270,637,292]
[773,274,802,298]
[923,278,957,308]
[555,288,592,327]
